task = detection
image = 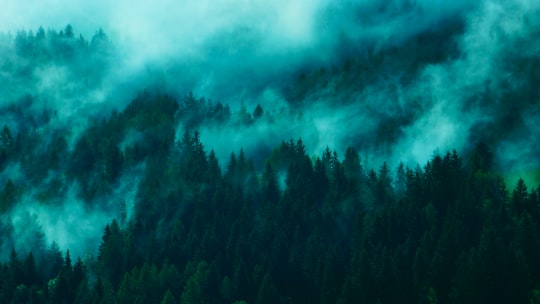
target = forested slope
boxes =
[1,91,540,303]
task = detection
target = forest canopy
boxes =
[0,88,539,303]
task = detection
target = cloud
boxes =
[1,0,537,165]
[0,0,474,77]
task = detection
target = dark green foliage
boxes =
[0,125,13,150]
[0,67,538,302]
[253,104,264,119]
[1,118,540,303]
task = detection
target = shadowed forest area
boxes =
[1,90,540,303]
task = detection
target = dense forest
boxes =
[1,89,540,303]
[2,1,540,303]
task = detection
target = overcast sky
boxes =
[0,0,475,63]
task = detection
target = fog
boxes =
[1,0,540,258]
